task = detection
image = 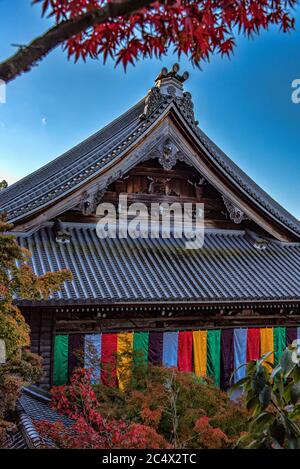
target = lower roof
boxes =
[5,387,72,449]
[16,223,300,304]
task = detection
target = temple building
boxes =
[1,64,300,390]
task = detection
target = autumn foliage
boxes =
[0,214,71,358]
[36,364,247,449]
[34,0,297,69]
[0,213,71,445]
[36,368,171,449]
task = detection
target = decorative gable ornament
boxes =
[79,185,106,215]
[222,196,247,224]
[147,137,191,171]
[158,139,178,170]
[245,230,269,250]
[141,64,198,128]
[142,86,166,119]
[53,219,72,244]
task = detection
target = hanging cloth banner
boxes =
[101,333,118,387]
[286,327,297,346]
[193,330,207,378]
[163,332,178,368]
[207,330,221,387]
[178,331,193,372]
[68,334,84,378]
[148,332,163,366]
[247,328,260,361]
[260,328,274,371]
[84,334,101,384]
[220,329,234,390]
[273,327,286,366]
[133,332,149,367]
[233,328,247,383]
[53,335,69,386]
[117,332,133,391]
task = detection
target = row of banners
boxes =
[53,326,299,390]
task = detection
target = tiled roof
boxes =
[17,224,300,303]
[4,387,72,449]
[0,98,156,221]
[18,389,72,428]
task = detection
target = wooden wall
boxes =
[60,159,267,235]
[23,310,55,390]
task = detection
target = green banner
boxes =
[53,335,69,386]
[207,329,221,386]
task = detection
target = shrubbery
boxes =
[37,361,248,449]
[0,350,43,446]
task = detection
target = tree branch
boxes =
[0,0,153,83]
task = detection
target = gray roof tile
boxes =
[17,224,300,303]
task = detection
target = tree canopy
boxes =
[0,0,297,83]
[0,214,71,358]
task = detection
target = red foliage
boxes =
[194,416,229,449]
[36,368,169,449]
[33,0,296,69]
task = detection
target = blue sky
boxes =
[0,1,300,218]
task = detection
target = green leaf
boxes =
[258,351,273,365]
[290,406,300,420]
[287,437,300,449]
[271,364,282,379]
[246,396,260,412]
[280,348,295,377]
[229,376,248,394]
[270,420,286,446]
[291,381,300,405]
[292,365,300,382]
[250,411,274,432]
[259,385,271,409]
[252,366,266,394]
[283,381,294,403]
[246,360,256,374]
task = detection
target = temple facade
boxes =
[1,64,300,390]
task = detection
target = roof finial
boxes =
[155,63,189,98]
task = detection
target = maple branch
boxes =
[0,0,153,83]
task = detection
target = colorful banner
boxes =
[247,328,260,361]
[286,327,297,346]
[53,335,68,386]
[133,331,149,367]
[193,330,207,378]
[117,332,133,391]
[273,327,286,366]
[233,329,247,383]
[221,329,234,390]
[163,332,178,368]
[101,333,118,387]
[148,332,163,366]
[68,334,84,377]
[53,325,300,390]
[84,334,101,384]
[260,328,274,371]
[207,329,221,387]
[178,331,193,372]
